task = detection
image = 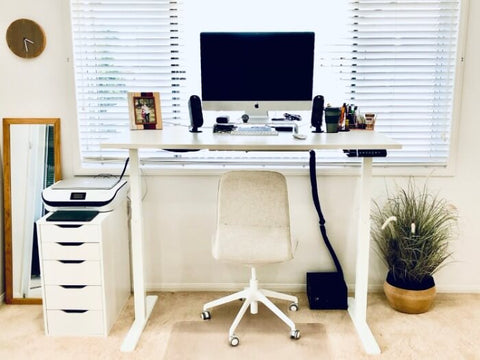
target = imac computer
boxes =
[200,32,315,122]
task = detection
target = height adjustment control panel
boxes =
[343,149,387,157]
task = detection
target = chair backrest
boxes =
[212,170,293,264]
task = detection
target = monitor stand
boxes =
[246,115,270,124]
[242,109,270,124]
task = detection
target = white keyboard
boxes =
[230,126,279,136]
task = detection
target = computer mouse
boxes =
[293,133,307,140]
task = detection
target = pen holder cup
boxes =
[324,107,341,133]
[364,113,376,130]
[326,122,339,133]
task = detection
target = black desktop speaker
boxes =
[188,95,204,133]
[311,95,324,133]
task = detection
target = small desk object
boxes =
[102,127,401,354]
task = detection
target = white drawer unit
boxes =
[40,223,101,243]
[44,285,103,310]
[37,200,130,337]
[41,242,101,261]
[42,260,102,285]
[46,309,104,336]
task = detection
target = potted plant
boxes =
[371,181,458,313]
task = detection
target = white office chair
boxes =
[201,170,300,346]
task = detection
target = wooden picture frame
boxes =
[3,117,61,304]
[128,92,162,130]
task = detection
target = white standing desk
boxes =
[102,127,401,353]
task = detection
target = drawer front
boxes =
[43,260,102,285]
[46,309,104,336]
[41,242,101,260]
[44,285,103,310]
[40,223,100,243]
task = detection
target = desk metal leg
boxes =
[347,157,381,354]
[121,149,158,352]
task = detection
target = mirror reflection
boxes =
[3,118,61,304]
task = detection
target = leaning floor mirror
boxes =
[3,118,61,304]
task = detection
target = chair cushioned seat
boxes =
[213,224,293,264]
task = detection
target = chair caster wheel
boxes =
[229,335,240,346]
[289,303,299,312]
[290,329,301,340]
[201,311,211,320]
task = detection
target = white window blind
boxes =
[348,0,461,165]
[70,0,186,162]
[70,1,462,168]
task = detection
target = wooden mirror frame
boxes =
[3,118,61,304]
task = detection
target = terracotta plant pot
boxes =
[383,275,437,314]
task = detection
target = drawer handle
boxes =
[57,242,84,247]
[60,285,87,289]
[58,260,85,264]
[56,224,83,229]
[62,309,88,314]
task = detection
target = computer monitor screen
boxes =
[200,32,315,120]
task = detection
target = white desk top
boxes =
[102,127,401,152]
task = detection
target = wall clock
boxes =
[6,18,46,59]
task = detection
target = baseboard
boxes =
[366,283,480,294]
[146,283,480,294]
[147,282,307,293]
[430,286,480,294]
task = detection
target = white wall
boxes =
[1,0,479,296]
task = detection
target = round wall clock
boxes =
[6,18,46,59]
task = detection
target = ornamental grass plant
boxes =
[371,182,458,289]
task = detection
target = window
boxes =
[70,0,186,163]
[349,0,462,165]
[70,0,463,169]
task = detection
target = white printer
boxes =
[42,176,128,212]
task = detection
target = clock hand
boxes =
[23,38,34,52]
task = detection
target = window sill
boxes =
[73,160,456,178]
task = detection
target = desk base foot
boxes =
[347,297,381,355]
[121,295,158,352]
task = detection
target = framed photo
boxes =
[128,92,162,130]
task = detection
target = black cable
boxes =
[119,157,129,180]
[309,150,345,277]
